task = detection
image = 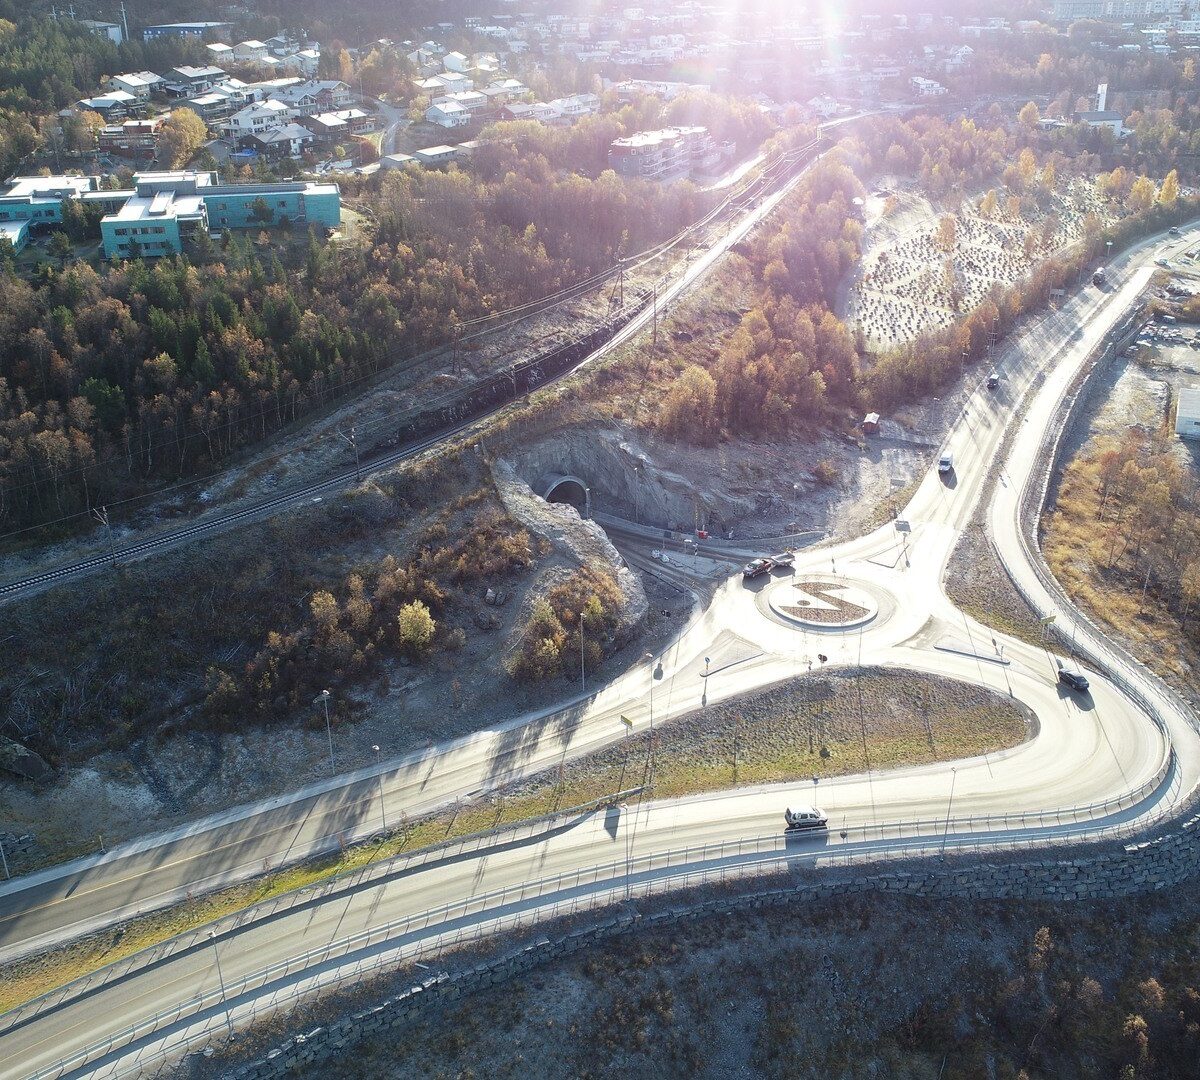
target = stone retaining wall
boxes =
[230,805,1200,1079]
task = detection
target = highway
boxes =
[2,222,1199,1078]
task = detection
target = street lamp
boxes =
[209,931,234,1039]
[644,652,656,786]
[372,744,387,830]
[941,767,958,858]
[313,690,334,773]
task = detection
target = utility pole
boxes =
[0,837,9,880]
[644,652,656,787]
[119,0,129,42]
[337,427,360,482]
[209,931,235,1039]
[92,505,116,568]
[651,282,658,347]
[579,611,587,693]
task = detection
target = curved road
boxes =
[4,224,1200,1077]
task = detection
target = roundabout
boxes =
[766,575,883,631]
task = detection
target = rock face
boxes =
[491,458,648,637]
[503,427,751,533]
[0,735,53,782]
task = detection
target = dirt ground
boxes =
[188,882,1200,1080]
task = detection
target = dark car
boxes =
[1058,669,1090,693]
[986,371,999,389]
[1169,226,1182,237]
[743,558,772,579]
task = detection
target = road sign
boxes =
[620,715,634,729]
[1039,615,1057,626]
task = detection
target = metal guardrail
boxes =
[25,751,1177,1080]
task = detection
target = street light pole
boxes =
[372,744,387,830]
[314,690,334,773]
[209,931,234,1039]
[644,652,656,786]
[579,611,587,693]
[941,767,958,857]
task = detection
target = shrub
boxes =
[396,600,436,657]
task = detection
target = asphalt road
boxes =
[4,190,1200,1079]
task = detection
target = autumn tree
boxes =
[158,109,208,169]
[1159,168,1179,208]
[1018,101,1041,130]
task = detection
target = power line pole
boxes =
[314,689,334,772]
[209,931,235,1039]
[337,427,360,482]
[92,505,116,568]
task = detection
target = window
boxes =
[115,227,129,235]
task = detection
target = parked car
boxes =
[742,557,773,579]
[1169,226,1182,237]
[1058,669,1090,693]
[938,453,954,474]
[986,371,999,389]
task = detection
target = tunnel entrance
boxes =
[544,475,591,518]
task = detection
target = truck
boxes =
[1092,266,1107,287]
[741,551,795,579]
[784,805,828,831]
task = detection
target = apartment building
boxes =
[608,125,727,181]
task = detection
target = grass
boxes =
[0,668,1027,1015]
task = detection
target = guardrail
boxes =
[25,751,1178,1080]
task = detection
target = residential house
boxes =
[546,93,600,119]
[432,71,475,93]
[225,100,295,138]
[78,91,140,120]
[443,51,471,72]
[232,40,270,62]
[98,115,169,160]
[910,76,948,96]
[433,90,488,115]
[413,145,461,167]
[380,152,418,170]
[426,100,472,127]
[280,50,321,77]
[167,67,228,95]
[244,123,316,159]
[206,43,234,63]
[108,72,164,100]
[273,81,355,116]
[301,109,375,142]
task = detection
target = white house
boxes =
[433,90,488,114]
[206,43,234,62]
[546,93,600,119]
[225,99,294,137]
[233,40,270,62]
[433,71,474,92]
[108,72,164,99]
[426,100,472,127]
[443,51,471,73]
[78,91,139,118]
[910,76,948,97]
[247,122,316,158]
[280,49,321,77]
[414,144,461,166]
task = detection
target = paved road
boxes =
[4,222,1200,1078]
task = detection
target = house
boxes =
[433,90,488,114]
[78,91,140,120]
[426,100,472,127]
[206,43,234,62]
[168,67,228,94]
[280,50,321,77]
[861,412,880,435]
[273,81,355,115]
[432,71,474,93]
[502,101,563,123]
[301,110,375,141]
[97,115,169,160]
[443,51,471,72]
[142,22,232,42]
[108,72,164,100]
[225,100,294,138]
[807,94,841,119]
[244,123,316,159]
[79,19,124,45]
[179,94,237,123]
[910,76,948,97]
[380,152,418,170]
[1177,386,1200,438]
[232,40,270,62]
[413,145,461,167]
[546,93,600,119]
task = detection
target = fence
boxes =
[24,748,1181,1080]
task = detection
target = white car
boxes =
[938,453,954,473]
